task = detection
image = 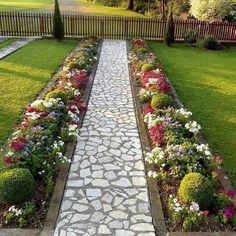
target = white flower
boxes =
[175,108,192,118]
[185,121,201,134]
[190,202,200,212]
[147,170,158,178]
[31,99,44,108]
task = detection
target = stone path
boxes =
[0,38,36,59]
[54,40,156,236]
[0,37,9,43]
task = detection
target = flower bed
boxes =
[129,38,236,232]
[0,37,99,228]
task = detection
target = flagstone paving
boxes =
[0,37,36,59]
[54,40,156,236]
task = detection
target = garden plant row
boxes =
[129,38,236,232]
[0,37,99,228]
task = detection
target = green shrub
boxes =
[0,168,34,204]
[137,47,148,54]
[151,94,173,109]
[165,10,175,46]
[178,172,214,208]
[183,30,197,45]
[53,0,64,40]
[141,63,156,72]
[198,35,222,50]
[45,89,68,105]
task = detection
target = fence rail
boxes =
[0,12,236,42]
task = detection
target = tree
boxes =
[127,0,134,10]
[53,0,64,40]
[164,10,175,46]
[190,0,231,22]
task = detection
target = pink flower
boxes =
[223,204,234,219]
[143,104,154,115]
[10,136,27,152]
[214,155,223,165]
[202,210,209,216]
[149,124,165,146]
[226,190,235,198]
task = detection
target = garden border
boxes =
[0,39,103,236]
[126,40,236,236]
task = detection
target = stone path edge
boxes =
[0,40,102,236]
[127,40,236,236]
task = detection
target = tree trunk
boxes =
[127,0,134,10]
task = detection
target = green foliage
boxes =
[137,47,148,54]
[165,10,175,46]
[53,0,64,40]
[45,89,68,105]
[0,168,34,204]
[151,94,173,109]
[183,213,204,231]
[197,35,222,50]
[190,0,231,21]
[95,0,121,7]
[183,30,197,45]
[141,63,155,72]
[178,172,214,208]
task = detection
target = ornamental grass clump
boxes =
[0,168,34,204]
[178,172,214,208]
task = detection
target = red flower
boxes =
[227,190,235,198]
[149,124,165,146]
[68,97,87,112]
[143,104,154,115]
[71,71,89,89]
[3,156,14,165]
[132,38,145,47]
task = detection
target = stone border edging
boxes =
[127,40,236,236]
[0,40,103,236]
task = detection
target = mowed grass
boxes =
[68,0,146,17]
[148,42,236,188]
[0,39,77,146]
[0,0,53,12]
[0,0,145,17]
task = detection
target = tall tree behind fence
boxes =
[0,13,236,42]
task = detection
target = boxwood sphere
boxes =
[0,168,34,204]
[151,93,173,109]
[178,172,214,208]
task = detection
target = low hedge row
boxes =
[0,37,99,227]
[129,38,236,232]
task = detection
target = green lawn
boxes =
[0,38,17,49]
[0,0,146,17]
[148,42,236,188]
[0,39,77,146]
[0,0,53,12]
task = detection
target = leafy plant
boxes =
[0,168,34,204]
[178,172,214,208]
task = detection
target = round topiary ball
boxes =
[0,168,34,204]
[151,93,173,109]
[141,63,155,72]
[178,172,214,208]
[137,47,148,54]
[45,89,68,105]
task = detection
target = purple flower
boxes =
[224,204,234,219]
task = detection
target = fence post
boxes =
[100,18,104,38]
[40,14,45,36]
